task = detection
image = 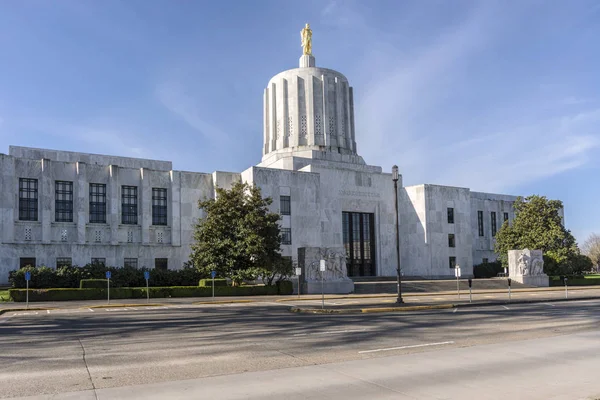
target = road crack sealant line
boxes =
[78,338,99,400]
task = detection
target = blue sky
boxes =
[1,1,599,244]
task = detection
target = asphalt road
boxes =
[2,300,600,399]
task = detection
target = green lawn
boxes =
[0,289,11,302]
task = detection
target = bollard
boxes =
[564,277,568,299]
[468,278,472,303]
[508,278,512,302]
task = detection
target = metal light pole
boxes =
[392,165,403,304]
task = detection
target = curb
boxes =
[87,304,166,309]
[290,303,455,314]
[277,286,600,302]
[192,299,256,305]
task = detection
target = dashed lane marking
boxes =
[502,306,510,310]
[293,328,369,337]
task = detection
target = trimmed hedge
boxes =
[80,279,109,289]
[199,278,228,287]
[549,276,600,287]
[9,281,293,302]
[9,265,206,289]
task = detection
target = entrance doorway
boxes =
[342,212,376,277]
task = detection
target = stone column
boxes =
[140,168,151,244]
[41,158,52,244]
[108,165,119,245]
[170,170,181,247]
[76,162,87,244]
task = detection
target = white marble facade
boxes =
[0,50,538,284]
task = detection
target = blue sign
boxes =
[25,272,31,281]
[106,271,111,279]
[144,271,150,280]
[211,271,216,279]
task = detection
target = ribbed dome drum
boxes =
[262,55,358,162]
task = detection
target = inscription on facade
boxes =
[338,189,381,198]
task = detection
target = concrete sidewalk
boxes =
[1,285,599,315]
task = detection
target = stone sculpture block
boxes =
[508,249,549,287]
[298,247,354,294]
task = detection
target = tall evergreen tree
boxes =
[495,195,589,275]
[188,181,283,284]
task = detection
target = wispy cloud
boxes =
[155,81,233,148]
[326,1,599,193]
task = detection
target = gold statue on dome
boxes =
[301,23,312,55]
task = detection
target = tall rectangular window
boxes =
[121,186,138,225]
[89,184,106,223]
[342,212,376,277]
[447,207,454,224]
[55,181,73,222]
[280,196,291,216]
[91,258,105,266]
[504,212,509,222]
[152,188,168,226]
[449,256,457,269]
[56,257,72,268]
[491,211,497,237]
[281,228,292,245]
[19,178,38,221]
[477,210,484,237]
[20,258,36,269]
[448,234,455,248]
[155,258,168,270]
[124,258,138,268]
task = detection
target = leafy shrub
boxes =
[473,261,504,279]
[9,265,207,289]
[9,284,287,302]
[199,279,228,287]
[80,279,109,289]
[276,280,293,295]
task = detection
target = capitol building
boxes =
[0,27,523,284]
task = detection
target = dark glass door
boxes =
[342,212,375,277]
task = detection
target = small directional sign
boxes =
[144,271,150,280]
[454,266,461,278]
[106,271,111,279]
[211,270,217,279]
[25,272,31,281]
[295,267,302,276]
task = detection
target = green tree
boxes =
[188,181,283,285]
[494,195,587,275]
[581,233,600,272]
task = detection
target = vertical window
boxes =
[491,211,497,237]
[55,181,73,222]
[89,184,106,223]
[121,186,138,225]
[281,228,292,245]
[449,256,457,269]
[124,258,138,268]
[154,258,168,270]
[152,188,168,225]
[91,258,106,266]
[56,258,72,268]
[280,196,291,215]
[504,212,509,222]
[19,178,38,221]
[448,234,455,248]
[342,212,376,277]
[19,258,36,269]
[477,210,484,237]
[447,207,454,224]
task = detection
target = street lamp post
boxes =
[392,165,403,304]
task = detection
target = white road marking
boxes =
[453,308,458,313]
[543,303,556,307]
[88,308,94,312]
[359,341,455,354]
[502,306,510,310]
[46,310,50,314]
[13,312,39,316]
[293,328,369,337]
